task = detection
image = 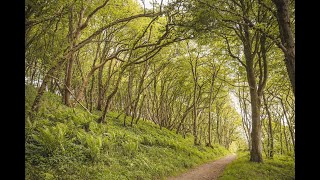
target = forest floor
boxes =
[25,85,230,179]
[167,154,237,180]
[219,152,295,180]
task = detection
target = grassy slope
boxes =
[25,85,229,180]
[218,151,295,180]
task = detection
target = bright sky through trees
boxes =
[137,0,169,9]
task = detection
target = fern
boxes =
[76,131,103,161]
[32,123,68,154]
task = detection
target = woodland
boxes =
[25,0,295,179]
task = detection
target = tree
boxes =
[25,0,294,164]
[270,0,295,95]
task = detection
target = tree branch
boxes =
[223,36,247,68]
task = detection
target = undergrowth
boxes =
[25,85,229,180]
[218,151,295,180]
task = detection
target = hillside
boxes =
[25,85,229,179]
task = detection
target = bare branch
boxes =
[223,36,247,68]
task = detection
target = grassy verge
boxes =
[25,85,229,180]
[219,151,295,180]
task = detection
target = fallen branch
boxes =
[47,74,93,115]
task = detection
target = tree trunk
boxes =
[31,55,68,113]
[30,60,38,86]
[216,105,221,145]
[245,41,263,162]
[176,103,193,134]
[132,62,148,125]
[127,65,134,126]
[237,80,251,151]
[263,93,274,158]
[64,6,75,106]
[280,98,295,153]
[36,69,42,88]
[282,116,289,154]
[98,68,125,123]
[97,64,104,110]
[248,87,263,162]
[192,74,198,145]
[279,116,283,154]
[135,94,146,124]
[272,0,295,95]
[64,54,74,106]
[89,73,95,112]
[207,68,215,147]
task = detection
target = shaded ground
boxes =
[167,154,237,180]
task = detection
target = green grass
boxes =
[25,85,229,180]
[219,151,295,180]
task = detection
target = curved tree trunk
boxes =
[272,0,295,95]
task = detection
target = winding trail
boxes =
[167,154,237,180]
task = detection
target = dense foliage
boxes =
[25,0,294,178]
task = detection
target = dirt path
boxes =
[167,154,237,180]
